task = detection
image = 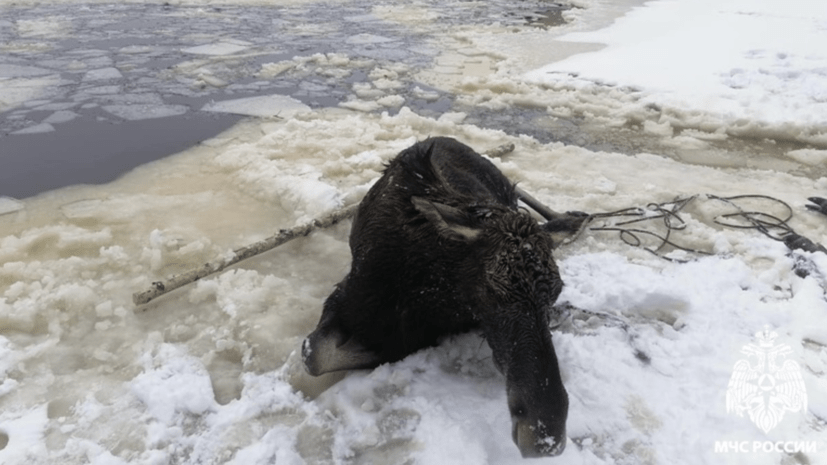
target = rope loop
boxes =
[582,194,806,261]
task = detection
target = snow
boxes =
[524,0,827,146]
[1,0,827,464]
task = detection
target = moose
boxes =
[302,137,587,458]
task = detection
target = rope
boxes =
[581,194,814,262]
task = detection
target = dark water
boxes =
[0,111,242,199]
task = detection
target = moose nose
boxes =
[513,421,566,458]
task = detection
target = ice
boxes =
[0,64,53,78]
[0,197,23,216]
[201,94,311,118]
[82,67,123,82]
[15,16,72,38]
[0,74,63,114]
[81,85,122,96]
[344,13,380,23]
[345,33,396,45]
[181,41,251,56]
[786,148,827,167]
[11,122,55,134]
[42,110,79,124]
[33,102,76,111]
[102,104,189,120]
[339,98,382,112]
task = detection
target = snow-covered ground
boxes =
[1,0,827,464]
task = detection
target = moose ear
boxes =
[411,196,481,242]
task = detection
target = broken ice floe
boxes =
[182,41,252,56]
[201,94,311,118]
[0,64,54,78]
[43,110,80,124]
[12,123,55,135]
[0,197,24,216]
[786,148,827,166]
[82,67,123,82]
[102,104,189,121]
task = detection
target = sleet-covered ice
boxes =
[1,0,827,464]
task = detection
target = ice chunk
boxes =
[0,64,53,78]
[354,48,410,61]
[785,148,827,166]
[0,197,24,216]
[11,123,55,135]
[16,17,72,38]
[119,45,157,54]
[345,33,396,45]
[42,110,79,124]
[201,94,311,118]
[258,61,295,78]
[105,93,164,105]
[82,67,123,82]
[339,99,382,112]
[80,85,122,96]
[412,86,440,102]
[33,102,76,111]
[102,104,188,120]
[0,76,62,112]
[378,95,405,107]
[182,41,251,56]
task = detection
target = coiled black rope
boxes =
[584,194,823,261]
[587,195,708,261]
[708,194,794,240]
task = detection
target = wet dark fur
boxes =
[304,137,569,457]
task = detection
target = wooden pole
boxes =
[132,204,359,306]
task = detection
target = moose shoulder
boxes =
[302,137,585,458]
